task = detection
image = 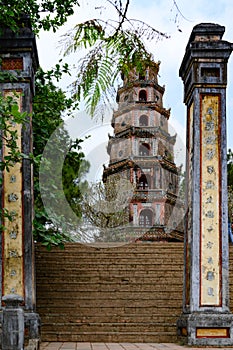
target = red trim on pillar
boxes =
[1,58,23,71]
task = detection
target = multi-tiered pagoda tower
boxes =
[103,61,184,241]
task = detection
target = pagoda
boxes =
[103,61,184,242]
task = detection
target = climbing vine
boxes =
[0,94,27,174]
[0,86,28,231]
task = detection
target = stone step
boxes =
[36,278,182,286]
[35,254,183,261]
[36,299,182,309]
[40,331,179,343]
[37,306,181,316]
[36,256,183,263]
[36,260,183,266]
[36,271,182,277]
[35,248,183,259]
[39,313,179,323]
[41,323,177,337]
[36,294,182,303]
[36,273,182,279]
[36,264,183,271]
[36,254,183,260]
[36,283,183,292]
[35,242,183,249]
[36,282,182,289]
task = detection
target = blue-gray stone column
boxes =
[177,23,233,346]
[0,15,40,349]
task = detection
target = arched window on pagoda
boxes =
[139,89,147,102]
[139,115,148,126]
[139,143,150,156]
[139,209,153,227]
[137,174,150,189]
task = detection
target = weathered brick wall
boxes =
[35,242,233,342]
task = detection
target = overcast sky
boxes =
[36,0,233,181]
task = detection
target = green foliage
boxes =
[178,170,186,201]
[0,0,80,34]
[0,63,89,249]
[0,88,28,232]
[62,2,170,117]
[62,140,89,215]
[32,65,90,248]
[0,92,27,174]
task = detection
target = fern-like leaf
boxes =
[63,3,170,117]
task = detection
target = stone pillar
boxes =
[177,23,233,346]
[0,15,40,349]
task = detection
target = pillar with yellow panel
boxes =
[177,23,233,346]
[0,15,40,349]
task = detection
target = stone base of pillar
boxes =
[0,295,40,350]
[24,312,41,350]
[0,312,40,350]
[177,312,233,346]
[25,339,40,350]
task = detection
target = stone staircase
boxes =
[35,242,233,342]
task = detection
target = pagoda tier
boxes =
[106,126,176,160]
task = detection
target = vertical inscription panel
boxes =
[200,94,221,306]
[2,91,24,297]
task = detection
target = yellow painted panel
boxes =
[197,328,229,338]
[3,90,24,297]
[200,94,220,306]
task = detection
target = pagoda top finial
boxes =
[121,59,161,85]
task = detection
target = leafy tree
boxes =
[62,143,89,216]
[62,1,170,116]
[0,0,80,34]
[0,40,90,251]
[32,65,90,249]
[80,175,134,242]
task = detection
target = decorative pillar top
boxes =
[188,23,225,42]
[0,14,39,73]
[179,23,233,104]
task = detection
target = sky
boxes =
[36,0,233,182]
